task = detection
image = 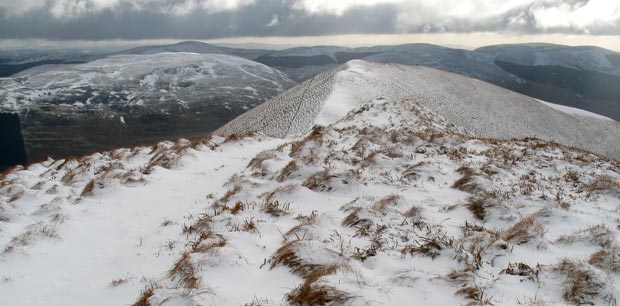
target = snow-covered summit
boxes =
[217,60,620,159]
[0,52,295,163]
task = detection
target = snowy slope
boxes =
[1,52,293,111]
[0,53,295,163]
[1,93,619,305]
[217,60,620,159]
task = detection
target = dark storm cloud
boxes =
[0,1,400,40]
[0,0,618,40]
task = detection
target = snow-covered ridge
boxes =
[1,96,619,305]
[217,60,620,159]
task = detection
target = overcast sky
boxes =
[1,0,619,50]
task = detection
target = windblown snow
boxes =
[1,60,619,306]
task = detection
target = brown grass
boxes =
[583,175,620,198]
[403,205,422,218]
[80,179,96,197]
[230,201,245,215]
[270,240,323,277]
[588,248,620,273]
[290,126,324,157]
[286,264,351,306]
[556,224,614,248]
[215,185,242,206]
[302,169,335,192]
[168,252,200,289]
[132,284,156,306]
[110,278,129,287]
[466,196,495,221]
[342,207,372,228]
[401,237,443,259]
[452,166,487,195]
[278,160,298,182]
[503,213,545,245]
[262,184,296,204]
[500,262,540,282]
[554,259,605,305]
[261,200,290,217]
[224,131,257,143]
[247,150,275,170]
[371,194,400,213]
[455,285,493,306]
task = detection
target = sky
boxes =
[0,0,619,50]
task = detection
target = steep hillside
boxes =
[0,53,295,165]
[218,60,620,159]
[0,91,618,305]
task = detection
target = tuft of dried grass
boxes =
[215,185,242,207]
[261,200,290,217]
[80,179,96,197]
[465,196,495,221]
[286,264,351,306]
[224,131,257,143]
[403,205,422,218]
[503,213,545,245]
[371,194,400,213]
[168,252,200,289]
[588,248,620,273]
[290,126,325,157]
[110,277,129,287]
[500,262,540,282]
[132,285,157,306]
[454,285,493,306]
[553,259,606,305]
[278,160,298,182]
[302,169,336,192]
[247,150,276,170]
[452,167,487,195]
[230,201,245,215]
[262,184,296,204]
[583,175,620,198]
[556,224,614,248]
[401,237,443,259]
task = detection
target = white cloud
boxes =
[291,0,620,34]
[531,0,620,31]
[291,0,401,16]
[265,14,280,27]
[168,0,255,15]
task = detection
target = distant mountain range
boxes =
[2,41,618,121]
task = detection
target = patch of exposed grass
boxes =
[286,264,351,306]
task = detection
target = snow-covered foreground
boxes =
[1,94,619,305]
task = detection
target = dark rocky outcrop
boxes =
[0,113,27,171]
